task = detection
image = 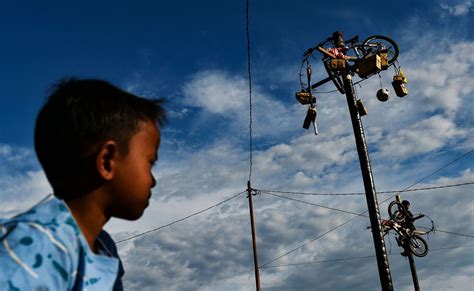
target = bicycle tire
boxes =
[408,235,429,257]
[362,35,399,64]
[388,201,406,223]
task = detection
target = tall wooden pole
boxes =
[247,181,261,291]
[408,252,420,291]
[335,31,394,291]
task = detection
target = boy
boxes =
[399,200,424,256]
[0,79,166,290]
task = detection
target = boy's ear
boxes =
[96,141,119,181]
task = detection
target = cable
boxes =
[258,194,404,268]
[264,193,474,240]
[258,214,360,268]
[246,0,253,182]
[429,244,474,251]
[261,255,375,269]
[434,229,474,238]
[258,181,474,196]
[258,150,473,266]
[259,245,474,269]
[263,192,369,217]
[116,191,246,244]
[417,227,474,238]
[313,89,340,94]
[398,149,474,193]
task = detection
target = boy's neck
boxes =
[65,193,109,253]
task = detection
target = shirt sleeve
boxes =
[0,221,77,290]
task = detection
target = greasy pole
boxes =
[335,31,394,291]
[247,181,261,291]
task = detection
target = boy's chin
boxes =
[119,207,147,221]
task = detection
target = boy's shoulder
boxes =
[2,195,81,236]
[0,196,119,290]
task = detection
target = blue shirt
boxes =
[0,196,120,290]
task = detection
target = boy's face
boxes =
[109,120,160,220]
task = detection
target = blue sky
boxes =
[0,0,473,290]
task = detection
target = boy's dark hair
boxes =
[34,78,166,198]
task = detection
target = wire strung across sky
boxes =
[113,149,472,250]
[114,150,472,251]
[400,149,473,192]
[258,149,474,267]
[116,191,246,244]
[258,192,432,268]
[257,181,474,196]
[264,191,474,238]
[263,192,369,217]
[258,214,362,268]
[418,227,474,238]
[112,182,471,250]
[259,245,474,269]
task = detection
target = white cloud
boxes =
[0,143,34,163]
[377,115,465,158]
[182,70,248,114]
[440,0,473,16]
[181,69,306,139]
[0,170,52,217]
[405,41,474,113]
[167,107,190,119]
[0,144,51,217]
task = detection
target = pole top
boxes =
[332,31,345,48]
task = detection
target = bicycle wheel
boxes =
[362,35,399,64]
[388,201,406,223]
[409,235,429,257]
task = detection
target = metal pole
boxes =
[342,72,394,290]
[247,181,261,291]
[408,252,420,291]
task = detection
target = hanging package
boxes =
[357,54,381,78]
[392,80,408,97]
[379,53,389,70]
[356,99,368,116]
[295,91,316,105]
[392,67,408,97]
[329,59,346,70]
[303,106,317,129]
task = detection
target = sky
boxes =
[0,0,473,290]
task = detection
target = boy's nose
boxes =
[151,175,156,188]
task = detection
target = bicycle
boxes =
[381,218,429,257]
[383,200,434,257]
